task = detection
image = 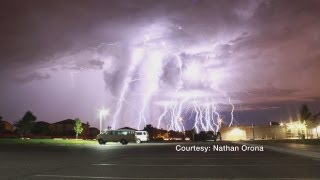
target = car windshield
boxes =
[120,131,128,135]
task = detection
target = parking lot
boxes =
[1,141,320,179]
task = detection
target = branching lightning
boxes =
[103,24,237,132]
[111,48,145,129]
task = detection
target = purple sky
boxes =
[1,0,320,130]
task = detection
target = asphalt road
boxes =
[1,141,320,179]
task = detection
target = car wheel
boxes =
[136,139,141,144]
[98,139,106,145]
[120,139,128,145]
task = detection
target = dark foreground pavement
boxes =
[236,140,320,160]
[1,142,320,179]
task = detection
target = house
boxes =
[88,127,100,139]
[50,119,75,136]
[118,127,138,131]
[31,121,50,135]
[2,121,14,133]
[117,127,137,134]
[49,119,89,138]
[155,129,169,139]
[220,121,312,140]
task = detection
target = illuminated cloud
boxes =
[0,0,320,129]
[14,72,50,83]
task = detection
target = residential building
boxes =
[220,121,309,141]
[49,119,89,138]
[2,121,14,133]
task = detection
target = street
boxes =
[1,141,320,179]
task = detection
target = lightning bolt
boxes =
[157,105,168,129]
[105,31,237,133]
[112,48,145,129]
[228,97,235,127]
[137,51,164,130]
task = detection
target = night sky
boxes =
[1,0,320,130]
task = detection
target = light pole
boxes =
[179,117,185,133]
[218,119,222,129]
[252,124,255,140]
[99,108,109,133]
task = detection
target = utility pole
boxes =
[252,124,255,140]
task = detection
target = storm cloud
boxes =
[14,72,50,83]
[1,0,320,129]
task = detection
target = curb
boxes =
[234,141,320,160]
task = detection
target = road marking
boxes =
[34,175,206,179]
[34,175,319,180]
[122,157,296,160]
[92,163,320,167]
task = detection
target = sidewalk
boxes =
[235,140,320,160]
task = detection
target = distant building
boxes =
[88,127,100,139]
[50,119,75,136]
[311,126,320,139]
[49,119,89,138]
[117,127,137,134]
[118,127,137,131]
[220,121,309,140]
[220,125,286,141]
[31,121,50,135]
[2,121,14,133]
[155,129,169,139]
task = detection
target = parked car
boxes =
[97,130,135,145]
[134,131,149,143]
[97,130,149,145]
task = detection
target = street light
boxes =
[99,108,109,133]
[179,117,185,134]
[218,119,223,127]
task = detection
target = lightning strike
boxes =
[102,28,237,133]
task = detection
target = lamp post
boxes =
[99,108,109,133]
[218,119,222,128]
[252,124,255,140]
[179,117,185,133]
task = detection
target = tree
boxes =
[83,122,90,139]
[299,104,312,121]
[0,116,4,133]
[74,118,83,139]
[14,111,37,137]
[31,121,50,136]
[143,124,155,140]
[299,104,315,139]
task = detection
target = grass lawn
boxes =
[0,138,98,145]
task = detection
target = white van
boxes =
[97,130,149,145]
[134,131,149,143]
